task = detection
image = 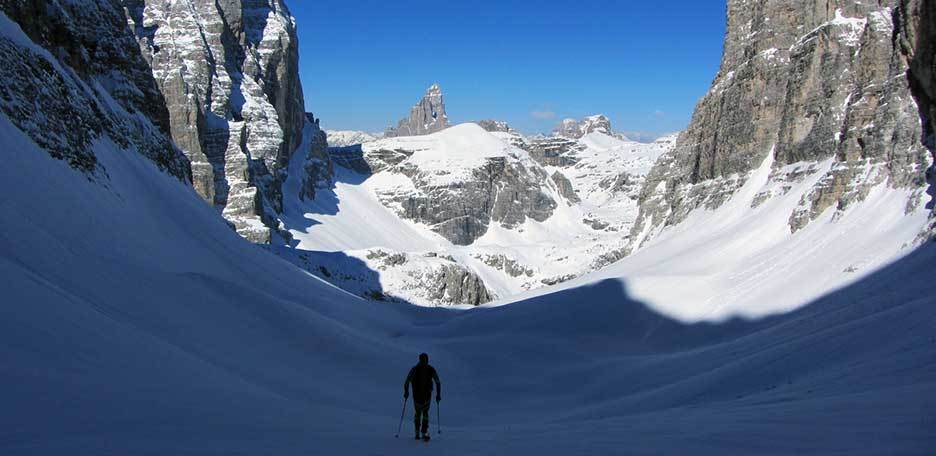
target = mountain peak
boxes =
[385,83,449,137]
[553,114,615,139]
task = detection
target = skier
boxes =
[403,353,441,441]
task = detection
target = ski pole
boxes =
[437,400,442,434]
[395,396,408,438]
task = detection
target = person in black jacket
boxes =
[403,353,441,440]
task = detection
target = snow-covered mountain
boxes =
[1,0,935,454]
[280,123,676,305]
[552,114,620,139]
[325,129,380,147]
[628,1,934,252]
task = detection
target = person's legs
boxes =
[413,400,429,437]
[420,402,431,435]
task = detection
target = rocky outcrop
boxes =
[365,249,493,306]
[123,0,306,243]
[553,114,615,139]
[295,113,332,202]
[270,246,493,306]
[392,155,557,245]
[425,264,492,306]
[361,124,558,245]
[524,137,584,167]
[475,253,536,278]
[896,0,936,232]
[0,0,190,181]
[475,119,512,133]
[629,1,933,249]
[384,83,448,137]
[897,0,935,151]
[520,132,676,234]
[551,171,580,204]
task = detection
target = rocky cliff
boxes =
[629,0,934,250]
[1,0,321,244]
[0,0,191,182]
[362,124,557,245]
[123,0,310,242]
[384,83,448,137]
[896,0,936,234]
[898,0,935,150]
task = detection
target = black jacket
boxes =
[404,362,441,402]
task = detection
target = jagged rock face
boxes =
[0,0,190,182]
[123,0,305,243]
[551,171,581,204]
[527,132,676,238]
[385,83,448,137]
[296,113,332,202]
[391,155,557,245]
[899,0,935,149]
[425,263,492,306]
[359,124,558,246]
[553,115,615,139]
[326,144,373,174]
[474,253,535,278]
[630,0,932,248]
[524,137,584,167]
[896,0,936,227]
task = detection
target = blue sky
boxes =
[291,1,726,137]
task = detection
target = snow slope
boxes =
[2,107,934,454]
[497,150,932,322]
[3,96,934,454]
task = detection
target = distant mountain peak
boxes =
[552,114,617,139]
[385,83,448,137]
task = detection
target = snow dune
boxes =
[2,107,934,455]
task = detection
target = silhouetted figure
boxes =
[403,353,441,440]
